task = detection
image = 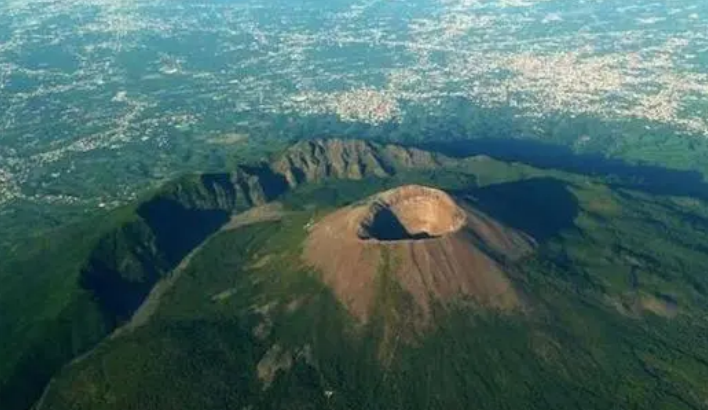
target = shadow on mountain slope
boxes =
[457,177,580,243]
[418,138,708,200]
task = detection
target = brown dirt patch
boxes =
[257,344,293,389]
[640,294,678,318]
[225,202,286,230]
[606,293,679,319]
[249,254,275,269]
[256,344,314,389]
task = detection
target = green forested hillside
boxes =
[3,139,708,410]
[0,139,451,409]
[0,166,284,410]
[37,159,708,410]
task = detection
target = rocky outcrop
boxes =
[272,139,446,187]
[156,165,288,212]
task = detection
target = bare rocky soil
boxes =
[304,185,536,323]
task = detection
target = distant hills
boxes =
[3,139,708,410]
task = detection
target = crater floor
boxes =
[357,185,467,241]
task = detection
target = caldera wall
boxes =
[358,185,467,241]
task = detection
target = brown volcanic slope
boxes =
[304,185,536,322]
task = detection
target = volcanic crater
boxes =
[305,185,536,323]
[357,185,466,241]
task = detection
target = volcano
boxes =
[22,140,708,410]
[304,185,536,322]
